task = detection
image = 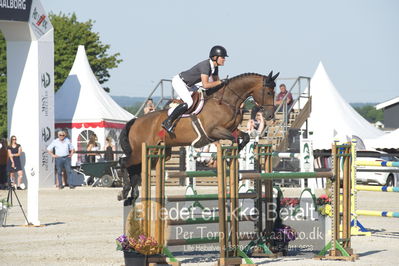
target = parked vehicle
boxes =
[356,151,398,186]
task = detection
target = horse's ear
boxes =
[267,71,273,79]
[272,72,280,80]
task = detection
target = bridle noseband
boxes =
[257,76,275,110]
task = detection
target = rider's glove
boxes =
[220,78,229,86]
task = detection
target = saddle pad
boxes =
[167,91,205,117]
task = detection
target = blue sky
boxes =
[41,0,399,103]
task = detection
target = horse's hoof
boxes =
[132,186,140,200]
[123,197,134,206]
[117,189,130,201]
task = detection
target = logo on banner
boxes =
[41,72,50,88]
[42,127,51,142]
[302,143,311,171]
[41,151,49,171]
[32,7,48,30]
[41,91,48,116]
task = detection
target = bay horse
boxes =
[118,71,279,205]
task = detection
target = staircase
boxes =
[272,97,312,151]
[262,77,311,151]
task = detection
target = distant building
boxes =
[376,96,399,129]
[372,121,384,129]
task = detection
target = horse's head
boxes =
[252,71,279,121]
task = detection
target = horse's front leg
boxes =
[237,130,250,152]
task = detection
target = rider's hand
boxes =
[220,78,229,86]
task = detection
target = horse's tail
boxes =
[119,118,136,156]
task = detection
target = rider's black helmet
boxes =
[209,45,228,58]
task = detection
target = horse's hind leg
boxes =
[117,157,131,201]
[125,164,142,206]
[117,159,142,206]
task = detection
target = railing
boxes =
[262,76,311,147]
[134,79,173,117]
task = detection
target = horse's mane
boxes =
[228,72,265,82]
[205,73,265,97]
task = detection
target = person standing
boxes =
[104,137,115,161]
[161,45,228,133]
[6,136,24,189]
[47,130,75,189]
[86,135,100,163]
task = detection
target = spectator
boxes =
[6,135,25,190]
[87,134,100,163]
[275,83,293,108]
[104,137,115,161]
[250,104,261,120]
[143,98,156,114]
[247,111,265,138]
[0,138,8,189]
[47,130,75,189]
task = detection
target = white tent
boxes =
[365,129,399,149]
[55,45,134,164]
[304,62,383,149]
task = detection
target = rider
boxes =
[161,45,228,133]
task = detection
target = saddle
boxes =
[166,91,212,147]
[168,91,204,117]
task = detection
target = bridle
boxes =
[214,75,275,112]
[258,76,275,110]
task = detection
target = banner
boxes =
[0,0,32,22]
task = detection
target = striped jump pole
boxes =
[256,151,300,159]
[166,192,257,202]
[356,210,399,218]
[355,161,399,167]
[241,171,333,180]
[355,185,399,192]
[351,147,399,238]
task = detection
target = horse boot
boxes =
[161,103,188,133]
[129,174,142,205]
[117,167,131,201]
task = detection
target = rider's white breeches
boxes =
[172,75,193,108]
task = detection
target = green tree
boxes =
[124,102,143,116]
[51,12,122,92]
[354,105,383,123]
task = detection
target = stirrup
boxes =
[161,120,175,133]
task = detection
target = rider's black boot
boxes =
[162,103,188,133]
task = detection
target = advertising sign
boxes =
[0,0,32,22]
